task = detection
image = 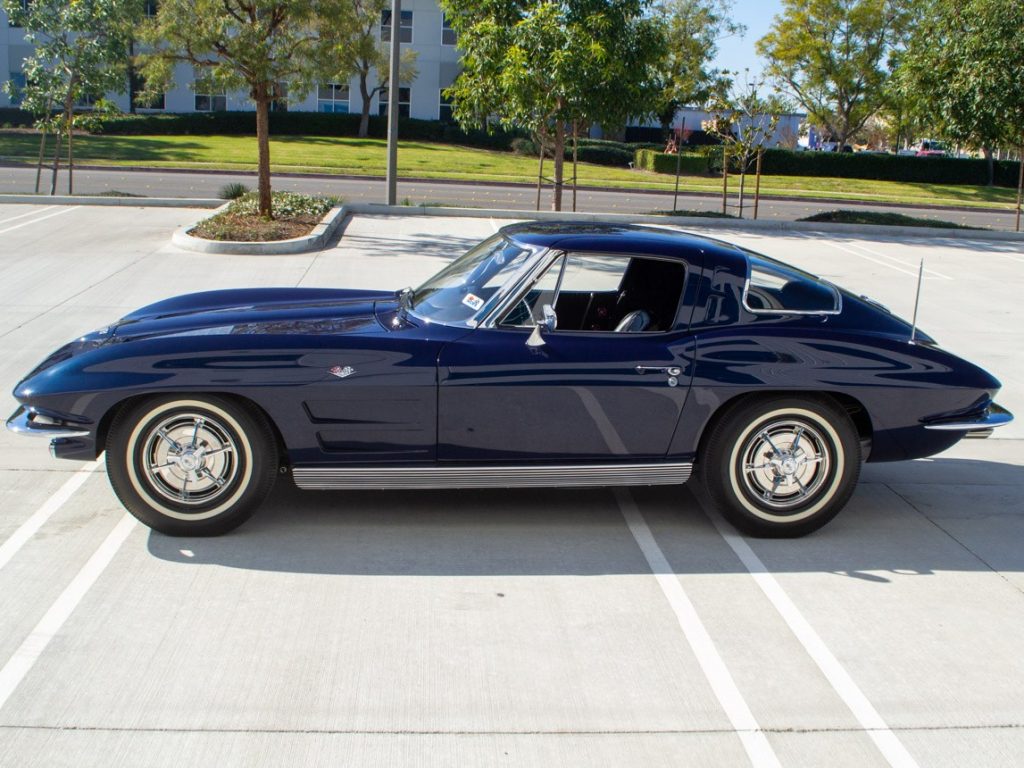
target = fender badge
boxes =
[329,365,355,379]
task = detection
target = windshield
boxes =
[409,234,534,326]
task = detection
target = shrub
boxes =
[634,149,708,175]
[228,191,335,218]
[219,182,249,200]
[511,137,537,156]
[573,145,635,167]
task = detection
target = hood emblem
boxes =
[329,365,355,379]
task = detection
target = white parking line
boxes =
[0,461,101,572]
[0,206,77,236]
[705,510,920,768]
[0,205,56,227]
[798,234,947,280]
[0,513,135,712]
[841,241,953,280]
[617,489,782,768]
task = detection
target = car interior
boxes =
[500,253,687,333]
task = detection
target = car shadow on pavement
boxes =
[145,456,1024,578]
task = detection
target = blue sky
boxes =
[710,0,784,81]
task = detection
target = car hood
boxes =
[110,287,395,342]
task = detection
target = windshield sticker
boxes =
[462,293,484,311]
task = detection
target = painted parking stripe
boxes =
[0,513,135,712]
[0,206,77,236]
[0,205,56,227]
[704,508,921,768]
[0,461,101,572]
[839,241,953,280]
[797,233,941,280]
[617,489,782,768]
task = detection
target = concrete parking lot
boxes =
[0,203,1022,767]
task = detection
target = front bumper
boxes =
[5,406,91,439]
[923,402,1014,438]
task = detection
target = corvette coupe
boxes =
[7,223,1012,537]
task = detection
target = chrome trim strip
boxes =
[5,406,91,439]
[741,257,843,317]
[923,403,1013,432]
[293,461,693,490]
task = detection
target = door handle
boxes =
[635,365,682,376]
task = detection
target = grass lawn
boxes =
[0,131,1018,211]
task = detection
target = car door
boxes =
[436,251,697,462]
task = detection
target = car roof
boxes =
[499,221,743,263]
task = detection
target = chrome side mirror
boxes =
[526,304,557,347]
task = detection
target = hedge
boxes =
[0,107,37,128]
[757,148,1020,188]
[635,145,1021,188]
[634,149,708,175]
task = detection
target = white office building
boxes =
[1,0,462,121]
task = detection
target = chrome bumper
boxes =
[5,406,91,439]
[923,402,1014,438]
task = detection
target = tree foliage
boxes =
[325,0,419,138]
[757,0,910,148]
[2,0,142,193]
[139,0,355,215]
[897,0,1024,156]
[441,0,665,211]
[650,0,743,130]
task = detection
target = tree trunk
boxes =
[571,121,578,213]
[67,120,74,195]
[49,124,63,196]
[983,146,994,187]
[127,39,137,114]
[35,127,47,195]
[255,86,273,217]
[535,135,545,212]
[551,121,565,212]
[737,169,746,219]
[358,72,372,138]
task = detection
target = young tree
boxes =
[139,0,354,216]
[651,0,744,133]
[442,0,665,211]
[898,0,1024,187]
[326,0,418,138]
[757,0,910,150]
[2,0,141,195]
[704,73,787,217]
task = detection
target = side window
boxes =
[744,259,840,314]
[499,253,686,333]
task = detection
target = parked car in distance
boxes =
[7,224,1012,538]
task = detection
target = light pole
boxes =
[385,0,401,205]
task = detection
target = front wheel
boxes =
[699,396,861,538]
[106,395,277,536]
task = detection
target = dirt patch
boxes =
[189,212,321,242]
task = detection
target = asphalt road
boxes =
[0,205,1022,767]
[1,163,1019,230]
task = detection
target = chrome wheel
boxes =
[141,413,239,506]
[739,419,831,511]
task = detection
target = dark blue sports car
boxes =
[6,223,1012,537]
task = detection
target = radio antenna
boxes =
[910,257,924,342]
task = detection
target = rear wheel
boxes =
[699,396,861,538]
[106,395,277,536]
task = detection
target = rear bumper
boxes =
[923,402,1013,438]
[6,406,91,439]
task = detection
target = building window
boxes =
[131,73,165,110]
[317,83,349,113]
[439,89,454,122]
[194,83,226,112]
[271,82,288,112]
[378,86,410,118]
[381,9,412,44]
[8,72,26,106]
[143,0,158,17]
[8,0,30,27]
[441,13,457,46]
[74,93,97,109]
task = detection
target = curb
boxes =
[170,204,347,255]
[344,203,1024,242]
[0,193,222,208]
